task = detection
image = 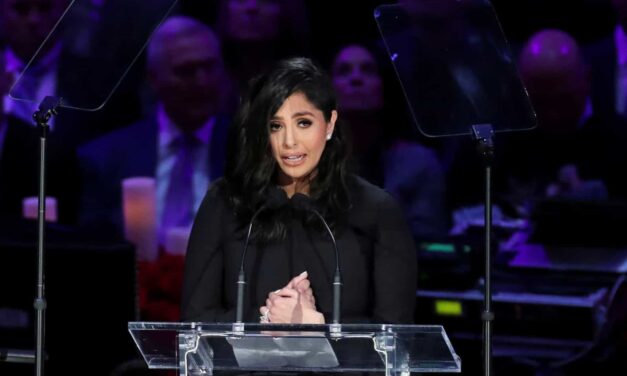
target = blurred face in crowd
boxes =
[148,30,225,132]
[519,29,590,134]
[331,45,383,112]
[269,92,337,193]
[225,0,281,42]
[0,0,68,61]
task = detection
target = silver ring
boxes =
[260,308,270,323]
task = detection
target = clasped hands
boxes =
[259,271,325,324]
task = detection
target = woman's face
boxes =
[332,45,383,111]
[269,92,337,190]
[226,0,281,42]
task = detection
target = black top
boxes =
[181,176,417,324]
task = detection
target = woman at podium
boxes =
[181,57,417,324]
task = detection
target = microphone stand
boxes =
[234,189,289,330]
[291,194,342,330]
[32,96,62,376]
[234,206,264,330]
[472,123,495,376]
[307,209,341,325]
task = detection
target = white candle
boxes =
[22,196,58,222]
[122,177,158,262]
[164,226,192,256]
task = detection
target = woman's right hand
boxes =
[261,287,324,324]
[258,271,323,324]
[286,271,315,309]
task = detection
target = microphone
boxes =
[291,194,342,325]
[235,187,288,324]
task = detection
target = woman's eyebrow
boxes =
[292,111,315,118]
[271,111,315,121]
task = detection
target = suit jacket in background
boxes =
[77,115,230,234]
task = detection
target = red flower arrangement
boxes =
[137,252,185,321]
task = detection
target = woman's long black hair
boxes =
[222,57,351,242]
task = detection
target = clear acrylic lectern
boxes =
[129,322,461,375]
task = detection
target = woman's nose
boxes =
[282,126,297,147]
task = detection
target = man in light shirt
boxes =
[78,16,232,246]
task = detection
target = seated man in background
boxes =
[1,0,68,124]
[1,0,153,141]
[1,0,86,223]
[448,29,627,222]
[1,0,168,224]
[78,16,231,247]
[510,29,627,205]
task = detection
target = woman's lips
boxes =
[281,154,306,166]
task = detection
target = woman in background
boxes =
[331,43,449,242]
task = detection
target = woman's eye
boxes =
[298,119,313,128]
[269,122,282,131]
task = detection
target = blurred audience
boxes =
[1,0,167,142]
[78,16,232,243]
[1,0,68,123]
[513,29,627,204]
[331,43,448,241]
[390,0,537,174]
[450,29,627,221]
[0,1,626,373]
[0,0,140,224]
[0,42,40,220]
[0,14,80,224]
[215,0,310,93]
[88,0,183,125]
